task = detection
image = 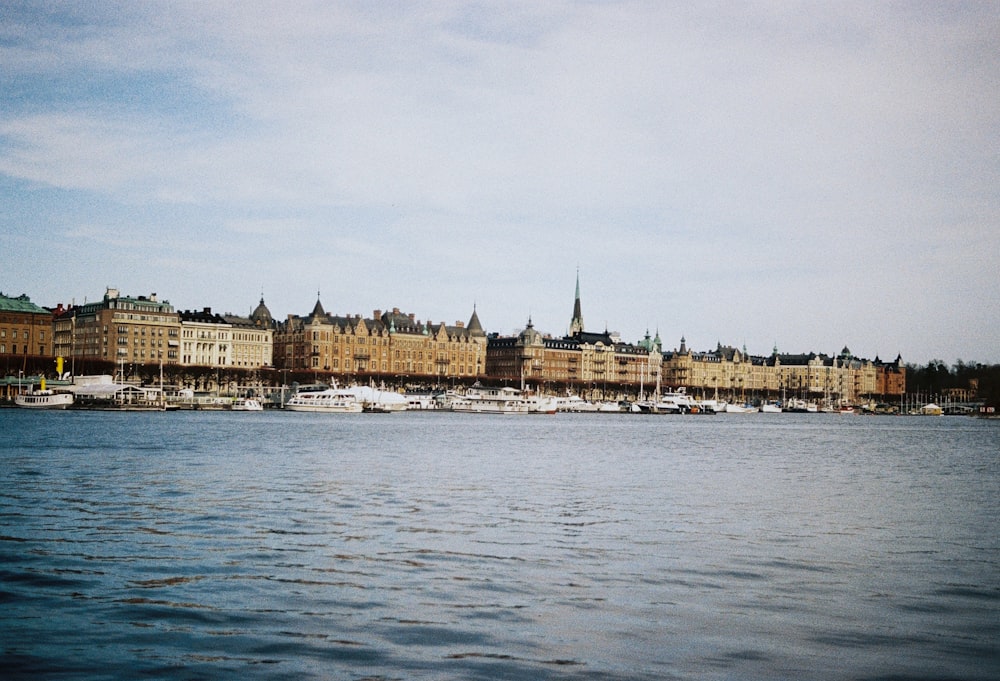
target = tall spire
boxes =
[569,268,584,336]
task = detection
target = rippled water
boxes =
[1,409,998,680]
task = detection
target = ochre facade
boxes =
[273,301,487,384]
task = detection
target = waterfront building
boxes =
[662,339,756,398]
[52,288,180,370]
[486,322,663,398]
[273,297,486,384]
[874,354,906,397]
[775,348,878,405]
[663,339,892,404]
[485,276,662,398]
[179,308,233,367]
[223,297,275,369]
[0,292,53,373]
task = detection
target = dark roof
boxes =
[250,297,273,326]
[467,307,485,336]
[569,330,615,345]
[311,298,326,318]
[179,308,228,324]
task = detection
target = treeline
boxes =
[905,360,1000,405]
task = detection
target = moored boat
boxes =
[556,394,600,412]
[15,389,74,409]
[450,384,532,414]
[341,385,408,412]
[285,388,363,413]
[231,397,264,411]
[636,387,694,414]
[785,398,818,413]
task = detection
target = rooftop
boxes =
[0,292,50,315]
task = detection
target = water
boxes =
[1,410,997,680]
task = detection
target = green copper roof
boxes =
[0,292,50,314]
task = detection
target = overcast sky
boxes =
[2,2,998,365]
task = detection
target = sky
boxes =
[2,1,998,366]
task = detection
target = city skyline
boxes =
[3,3,999,365]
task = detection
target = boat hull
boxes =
[285,389,363,413]
[15,392,74,409]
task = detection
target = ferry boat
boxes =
[450,384,557,414]
[15,389,74,409]
[285,388,363,413]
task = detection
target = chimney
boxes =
[150,293,158,302]
[374,309,381,319]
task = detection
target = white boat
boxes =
[556,394,600,412]
[785,398,818,413]
[759,402,783,413]
[285,388,363,413]
[725,402,756,414]
[637,387,694,414]
[15,389,74,409]
[405,392,440,410]
[450,384,532,414]
[697,399,726,414]
[525,393,558,414]
[341,385,408,412]
[231,397,264,411]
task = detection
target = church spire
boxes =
[569,269,584,336]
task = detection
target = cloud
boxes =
[1,1,998,363]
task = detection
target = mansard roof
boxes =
[569,330,616,346]
[179,308,228,324]
[379,308,424,334]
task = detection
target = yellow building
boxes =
[224,298,275,369]
[662,340,887,405]
[274,298,486,384]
